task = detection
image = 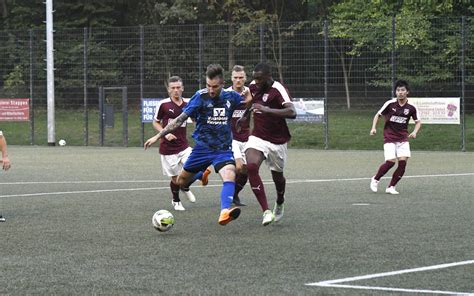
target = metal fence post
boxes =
[391,16,396,97]
[29,29,35,145]
[83,27,89,146]
[324,20,329,150]
[140,25,144,146]
[198,24,203,89]
[461,16,466,152]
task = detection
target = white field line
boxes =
[1,172,473,198]
[314,284,474,295]
[307,260,474,295]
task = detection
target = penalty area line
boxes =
[306,260,474,295]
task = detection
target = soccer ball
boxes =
[58,139,66,146]
[152,210,175,232]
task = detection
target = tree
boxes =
[327,0,473,109]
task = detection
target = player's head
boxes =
[167,76,184,100]
[231,65,247,91]
[206,64,224,98]
[394,80,410,100]
[252,63,273,91]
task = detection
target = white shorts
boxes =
[384,142,411,161]
[244,135,287,172]
[232,140,247,164]
[160,146,192,177]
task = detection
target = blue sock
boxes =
[220,181,235,210]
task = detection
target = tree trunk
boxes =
[228,23,235,71]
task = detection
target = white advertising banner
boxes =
[408,97,460,124]
[292,98,325,123]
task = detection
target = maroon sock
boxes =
[374,161,396,180]
[272,171,286,205]
[389,160,407,187]
[247,163,269,211]
[234,173,248,199]
[170,181,180,202]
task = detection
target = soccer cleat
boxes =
[172,201,185,211]
[385,186,399,195]
[218,207,241,225]
[0,215,5,222]
[181,189,196,203]
[232,197,246,206]
[262,210,275,226]
[201,168,211,186]
[273,203,284,222]
[370,176,379,192]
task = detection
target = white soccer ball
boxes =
[152,210,175,232]
[58,139,66,146]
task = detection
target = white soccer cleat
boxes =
[262,209,275,226]
[385,186,399,195]
[370,176,379,192]
[172,201,185,211]
[182,190,196,203]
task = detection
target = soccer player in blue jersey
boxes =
[145,64,252,225]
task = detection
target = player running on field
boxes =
[239,63,296,226]
[226,65,250,206]
[152,76,211,211]
[145,64,252,225]
[370,79,421,194]
[0,130,11,222]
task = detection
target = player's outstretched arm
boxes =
[144,113,189,149]
[409,121,421,138]
[370,114,380,135]
[252,102,296,119]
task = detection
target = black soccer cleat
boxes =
[232,198,246,207]
[0,215,5,222]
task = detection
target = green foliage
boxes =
[3,64,26,96]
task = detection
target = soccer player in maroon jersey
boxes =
[152,76,209,211]
[241,63,296,226]
[370,80,421,194]
[226,65,250,206]
[0,130,11,222]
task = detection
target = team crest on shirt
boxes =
[226,100,231,109]
[262,94,269,102]
[404,109,409,115]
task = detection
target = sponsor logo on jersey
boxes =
[169,108,175,113]
[232,109,245,118]
[207,108,228,125]
[389,115,408,124]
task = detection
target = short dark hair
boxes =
[232,65,245,72]
[394,80,410,93]
[254,63,272,76]
[167,76,182,84]
[206,64,224,80]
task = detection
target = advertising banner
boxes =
[408,97,460,124]
[0,98,30,121]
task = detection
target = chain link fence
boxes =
[1,17,472,150]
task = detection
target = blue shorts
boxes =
[183,144,235,173]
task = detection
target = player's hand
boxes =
[252,103,268,114]
[370,128,376,136]
[409,132,417,139]
[144,135,159,150]
[165,134,177,141]
[1,156,11,170]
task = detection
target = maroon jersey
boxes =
[249,80,293,144]
[226,86,250,142]
[154,98,190,155]
[377,98,420,143]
